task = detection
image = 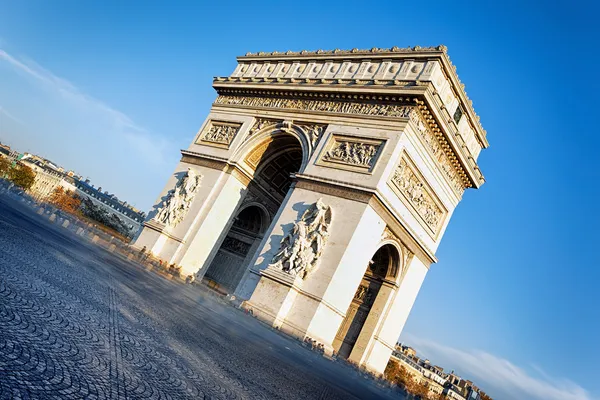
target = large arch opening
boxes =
[244,134,303,202]
[202,133,303,293]
[333,244,400,359]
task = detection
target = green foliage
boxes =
[48,186,82,214]
[9,163,36,191]
[80,196,133,237]
[385,359,443,400]
[0,157,10,177]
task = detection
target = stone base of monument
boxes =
[242,266,334,357]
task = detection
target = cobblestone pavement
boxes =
[0,197,401,400]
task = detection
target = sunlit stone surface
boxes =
[134,47,488,374]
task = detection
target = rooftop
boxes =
[231,45,487,146]
[214,46,488,191]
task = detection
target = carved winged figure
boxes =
[154,168,202,227]
[269,199,333,279]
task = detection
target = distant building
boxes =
[443,384,468,400]
[390,351,446,397]
[74,179,146,234]
[390,344,491,400]
[399,345,417,358]
[0,143,20,162]
[0,143,10,157]
[2,145,144,235]
[20,158,64,200]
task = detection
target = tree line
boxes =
[1,157,135,240]
[0,157,36,191]
[48,187,135,238]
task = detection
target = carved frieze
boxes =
[269,199,332,279]
[390,155,445,234]
[248,118,279,137]
[410,110,465,196]
[324,141,380,169]
[154,168,202,228]
[214,92,471,193]
[319,135,384,173]
[296,122,328,148]
[215,95,412,119]
[197,120,242,147]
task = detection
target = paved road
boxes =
[0,197,401,400]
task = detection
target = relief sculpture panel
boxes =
[154,168,202,228]
[319,135,384,173]
[197,120,242,147]
[269,199,332,279]
[390,154,446,235]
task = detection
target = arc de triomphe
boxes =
[134,46,488,373]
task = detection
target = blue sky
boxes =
[1,1,598,398]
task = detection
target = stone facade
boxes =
[134,46,488,374]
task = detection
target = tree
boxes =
[385,360,417,391]
[384,359,401,381]
[0,157,10,177]
[9,163,35,191]
[48,186,81,214]
[80,197,133,237]
[412,381,431,399]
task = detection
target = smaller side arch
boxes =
[235,202,271,235]
[378,227,414,283]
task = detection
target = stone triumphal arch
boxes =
[134,46,488,373]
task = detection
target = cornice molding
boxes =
[239,45,448,59]
[211,88,480,190]
[214,76,425,89]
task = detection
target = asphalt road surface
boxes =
[0,196,402,400]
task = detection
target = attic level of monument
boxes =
[211,46,488,193]
[233,45,486,141]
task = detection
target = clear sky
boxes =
[0,1,598,399]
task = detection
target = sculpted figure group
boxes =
[203,124,239,145]
[269,199,332,279]
[324,141,379,168]
[154,168,202,228]
[392,160,441,230]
